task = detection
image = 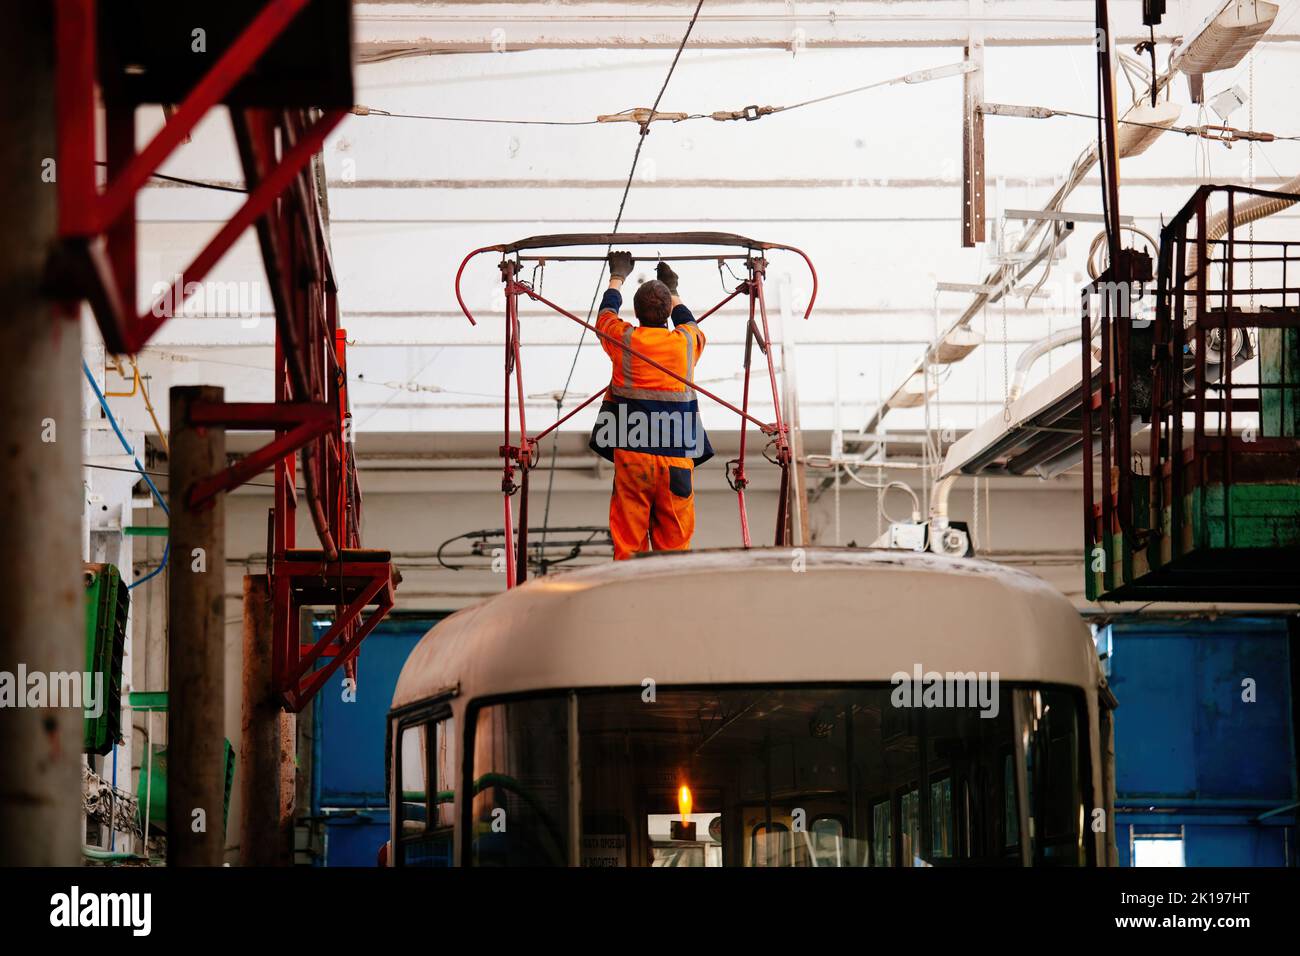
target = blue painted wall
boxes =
[312,615,442,866]
[1106,618,1297,866]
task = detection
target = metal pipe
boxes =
[1007,323,1098,403]
[517,253,749,263]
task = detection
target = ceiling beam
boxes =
[353,1,1300,56]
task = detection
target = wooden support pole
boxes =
[168,385,227,866]
[0,1,83,867]
[239,573,294,865]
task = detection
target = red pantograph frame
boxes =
[455,233,818,587]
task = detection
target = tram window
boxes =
[930,777,954,858]
[870,801,892,867]
[1029,690,1086,866]
[397,716,456,867]
[398,724,427,837]
[810,816,847,867]
[468,697,570,867]
[432,718,455,828]
[899,790,921,867]
[1003,754,1018,849]
[751,822,790,867]
[558,684,1088,867]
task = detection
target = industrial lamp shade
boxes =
[889,373,936,408]
[1117,100,1183,158]
[932,328,984,364]
[1180,1,1278,76]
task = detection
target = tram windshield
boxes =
[401,684,1091,867]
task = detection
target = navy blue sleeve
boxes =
[670,303,696,326]
[599,288,623,314]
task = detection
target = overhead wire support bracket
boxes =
[710,105,779,122]
[455,233,818,588]
[597,108,690,130]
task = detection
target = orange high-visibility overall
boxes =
[588,288,712,560]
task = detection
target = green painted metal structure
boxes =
[129,691,236,838]
[1084,186,1300,602]
[83,562,128,755]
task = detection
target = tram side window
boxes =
[398,724,427,836]
[870,801,892,867]
[1003,754,1018,851]
[899,790,920,866]
[751,822,790,867]
[930,777,954,858]
[397,716,456,867]
[809,816,847,867]
[469,698,570,867]
[1030,689,1086,865]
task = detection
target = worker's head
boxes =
[633,279,673,327]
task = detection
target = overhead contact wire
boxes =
[538,0,707,555]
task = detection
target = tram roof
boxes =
[392,548,1100,710]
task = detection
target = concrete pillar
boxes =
[0,2,84,867]
[167,385,226,866]
[238,573,294,865]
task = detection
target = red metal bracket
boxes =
[277,554,397,712]
[185,402,337,509]
[50,0,343,355]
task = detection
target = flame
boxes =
[678,784,693,822]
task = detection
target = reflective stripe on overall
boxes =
[589,289,709,559]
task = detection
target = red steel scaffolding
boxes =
[48,0,394,709]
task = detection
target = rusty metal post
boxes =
[961,0,986,248]
[0,1,83,867]
[238,573,293,865]
[167,385,227,866]
[279,707,297,864]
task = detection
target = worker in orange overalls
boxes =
[589,251,713,560]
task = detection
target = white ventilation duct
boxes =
[1178,1,1278,76]
[1007,325,1101,404]
[1186,173,1300,285]
[929,474,958,523]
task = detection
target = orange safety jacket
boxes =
[587,288,713,465]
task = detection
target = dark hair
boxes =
[633,280,673,326]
